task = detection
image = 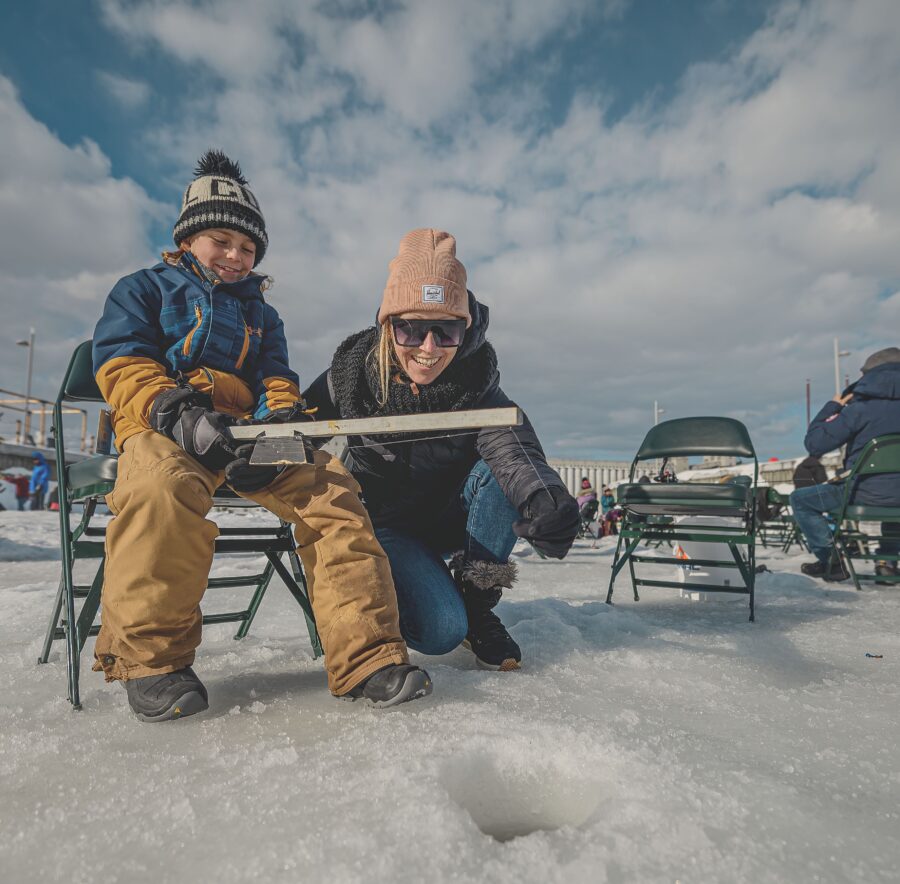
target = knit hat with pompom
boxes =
[173,149,268,266]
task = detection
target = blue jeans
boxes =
[790,482,900,562]
[375,460,520,655]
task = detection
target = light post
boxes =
[653,401,665,475]
[833,337,850,397]
[15,328,35,444]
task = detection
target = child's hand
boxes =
[169,408,237,471]
[225,443,282,492]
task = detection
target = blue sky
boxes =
[1,0,897,460]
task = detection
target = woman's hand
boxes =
[832,392,854,406]
[513,487,580,559]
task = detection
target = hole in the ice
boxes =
[441,752,601,843]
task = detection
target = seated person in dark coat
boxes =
[791,347,900,581]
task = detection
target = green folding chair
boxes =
[830,435,900,591]
[606,417,758,621]
[38,341,321,710]
[757,487,805,552]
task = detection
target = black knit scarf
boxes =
[329,327,498,437]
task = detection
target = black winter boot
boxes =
[801,558,850,582]
[344,663,433,708]
[123,666,209,722]
[450,553,521,671]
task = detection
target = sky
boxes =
[1,0,898,460]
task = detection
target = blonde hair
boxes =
[367,323,400,406]
[162,246,187,265]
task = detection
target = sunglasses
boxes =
[390,317,466,348]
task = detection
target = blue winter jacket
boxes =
[93,253,301,450]
[805,362,900,505]
[30,452,50,494]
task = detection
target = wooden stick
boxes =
[229,406,523,440]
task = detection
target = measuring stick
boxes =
[229,406,522,440]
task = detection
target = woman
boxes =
[305,229,579,671]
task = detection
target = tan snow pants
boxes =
[92,431,408,695]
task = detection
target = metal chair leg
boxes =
[606,532,625,604]
[39,577,66,664]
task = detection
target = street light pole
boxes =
[653,400,665,476]
[15,328,35,444]
[833,337,850,397]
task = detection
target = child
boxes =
[3,472,31,510]
[91,150,430,721]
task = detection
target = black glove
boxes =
[150,388,237,471]
[224,443,283,493]
[171,407,238,471]
[513,486,580,559]
[149,385,213,435]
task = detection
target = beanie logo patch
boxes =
[422,284,445,303]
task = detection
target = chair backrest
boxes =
[635,417,756,461]
[59,341,103,403]
[849,435,900,477]
[580,498,599,520]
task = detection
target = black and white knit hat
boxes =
[173,149,268,266]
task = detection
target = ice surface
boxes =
[1,511,898,883]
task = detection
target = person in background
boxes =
[577,478,597,508]
[29,452,50,510]
[792,347,900,581]
[3,472,31,510]
[603,505,622,536]
[792,455,828,489]
[600,486,616,513]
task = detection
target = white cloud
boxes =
[96,71,151,108]
[0,77,161,440]
[5,0,900,458]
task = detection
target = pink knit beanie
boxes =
[377,228,471,326]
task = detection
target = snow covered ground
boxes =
[1,510,898,884]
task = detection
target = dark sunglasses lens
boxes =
[391,320,420,346]
[431,322,465,346]
[392,319,464,347]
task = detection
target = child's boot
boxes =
[344,663,432,707]
[124,666,209,722]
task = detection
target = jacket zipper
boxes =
[182,304,203,356]
[235,322,250,371]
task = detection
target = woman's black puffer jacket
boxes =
[303,293,566,532]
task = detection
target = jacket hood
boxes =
[456,291,489,361]
[31,451,47,465]
[852,363,900,400]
